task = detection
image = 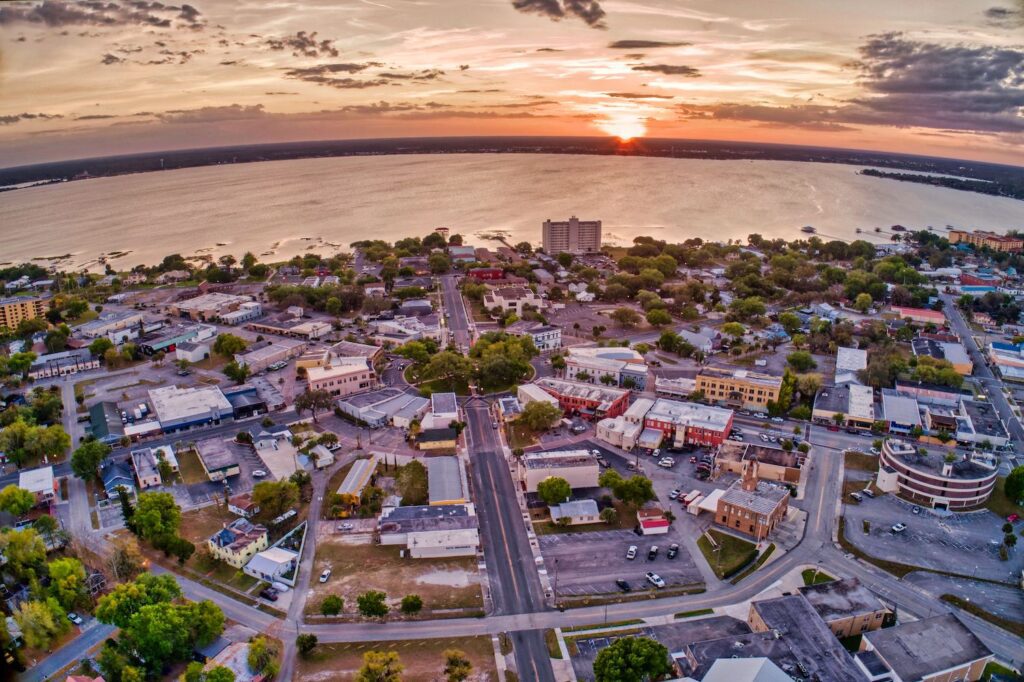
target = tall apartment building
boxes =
[541,216,602,255]
[948,229,1023,253]
[0,296,48,330]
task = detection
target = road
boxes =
[440,274,473,352]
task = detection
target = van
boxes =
[849,492,863,503]
[861,489,876,498]
[647,546,659,560]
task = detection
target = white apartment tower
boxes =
[542,216,602,255]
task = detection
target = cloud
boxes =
[536,47,562,52]
[156,104,268,124]
[984,5,1023,26]
[264,91,298,96]
[511,0,607,29]
[0,0,205,30]
[0,112,64,125]
[608,40,688,49]
[283,63,391,89]
[605,91,674,99]
[265,30,339,59]
[101,53,124,65]
[631,64,700,76]
[377,69,445,81]
[698,103,856,132]
[75,114,117,120]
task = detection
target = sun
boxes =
[596,116,647,141]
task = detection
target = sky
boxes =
[1,0,1023,167]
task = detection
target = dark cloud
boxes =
[511,0,606,29]
[157,103,268,124]
[608,40,688,49]
[459,64,470,70]
[0,0,205,30]
[264,91,298,96]
[219,59,238,65]
[0,112,64,126]
[606,91,674,99]
[696,104,856,131]
[984,5,1023,26]
[100,53,124,64]
[377,69,445,81]
[458,89,504,93]
[266,31,339,58]
[75,114,117,120]
[283,63,391,89]
[535,47,562,52]
[631,64,700,76]
[142,47,202,64]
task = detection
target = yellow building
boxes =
[948,229,1023,253]
[207,519,268,569]
[0,296,48,330]
[696,367,781,410]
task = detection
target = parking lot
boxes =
[539,528,703,597]
[843,495,1024,582]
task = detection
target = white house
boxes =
[244,546,298,585]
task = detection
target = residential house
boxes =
[228,492,260,519]
[549,499,600,525]
[18,467,56,505]
[243,546,299,583]
[208,519,268,569]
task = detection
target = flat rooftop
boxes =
[750,596,862,682]
[522,449,597,470]
[150,384,232,422]
[196,438,236,472]
[379,503,478,534]
[431,392,458,415]
[534,378,628,406]
[716,442,802,469]
[864,614,991,682]
[647,398,733,432]
[881,389,921,427]
[330,340,381,358]
[427,456,465,503]
[797,578,885,621]
[961,399,1009,439]
[699,366,783,389]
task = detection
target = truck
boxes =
[681,490,702,506]
[687,495,705,515]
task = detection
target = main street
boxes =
[440,274,473,352]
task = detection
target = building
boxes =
[954,399,1010,447]
[797,578,888,638]
[679,327,718,354]
[208,519,268,568]
[700,659,791,682]
[541,216,602,254]
[644,398,734,447]
[813,384,876,429]
[399,299,434,317]
[0,296,47,329]
[505,321,562,352]
[76,310,145,339]
[889,306,946,326]
[911,337,973,375]
[715,462,789,540]
[88,401,126,445]
[427,456,467,505]
[549,499,600,525]
[220,301,263,326]
[138,323,215,355]
[236,339,306,372]
[881,389,922,434]
[101,461,135,497]
[228,492,260,518]
[363,282,387,297]
[336,388,428,428]
[496,396,522,421]
[654,375,696,399]
[715,442,804,486]
[696,367,782,411]
[150,385,232,432]
[517,382,560,409]
[247,316,331,340]
[331,339,385,366]
[306,358,378,397]
[244,546,298,583]
[533,377,631,420]
[482,286,544,316]
[596,415,644,450]
[130,448,164,488]
[861,614,992,682]
[518,449,600,493]
[894,380,967,407]
[371,315,443,345]
[19,466,56,505]
[876,439,998,510]
[309,444,334,469]
[948,229,1023,253]
[564,346,648,389]
[337,456,377,497]
[28,348,99,380]
[636,507,670,535]
[835,347,867,385]
[377,504,480,558]
[195,438,239,482]
[167,292,253,321]
[174,340,210,364]
[416,427,459,450]
[467,267,505,281]
[987,340,1024,382]
[156,270,190,284]
[960,272,1003,287]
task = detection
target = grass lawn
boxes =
[308,542,483,616]
[844,451,879,473]
[984,476,1022,518]
[507,422,539,450]
[729,543,776,584]
[417,377,470,396]
[296,636,496,682]
[801,568,835,585]
[696,529,757,580]
[190,354,229,371]
[675,609,714,619]
[940,595,1024,638]
[544,629,562,659]
[176,449,210,485]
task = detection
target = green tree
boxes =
[428,252,451,274]
[296,633,318,658]
[520,400,563,431]
[321,594,343,616]
[396,460,428,506]
[357,590,389,618]
[443,649,473,682]
[247,636,278,676]
[182,662,236,682]
[832,412,846,426]
[0,483,36,516]
[1005,466,1024,503]
[48,557,88,611]
[96,574,182,628]
[89,337,115,357]
[610,307,642,329]
[422,351,474,387]
[223,360,250,384]
[787,350,817,372]
[778,312,802,335]
[356,650,403,682]
[212,333,247,357]
[133,491,182,541]
[721,322,745,340]
[251,480,299,520]
[71,439,111,481]
[400,594,423,614]
[600,507,618,524]
[13,599,69,650]
[536,476,571,506]
[121,601,192,675]
[853,292,873,313]
[294,388,334,423]
[599,470,655,507]
[0,527,47,580]
[592,636,671,682]
[645,308,672,327]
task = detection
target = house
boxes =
[798,578,888,638]
[636,507,670,535]
[228,492,260,518]
[518,449,599,493]
[505,321,562,352]
[496,396,522,421]
[678,327,717,354]
[208,518,268,568]
[416,427,459,450]
[18,467,56,505]
[861,614,992,682]
[131,448,163,488]
[244,546,299,583]
[421,391,459,430]
[364,282,387,297]
[467,267,505,281]
[100,461,135,497]
[337,456,378,498]
[88,401,126,445]
[219,301,263,326]
[399,299,434,317]
[174,340,210,364]
[549,499,600,525]
[377,504,480,558]
[309,444,335,469]
[195,438,239,481]
[482,286,544,316]
[427,456,467,505]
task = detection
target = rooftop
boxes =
[550,499,599,521]
[195,438,236,473]
[534,378,629,409]
[150,384,231,423]
[173,292,250,313]
[431,392,458,415]
[647,398,733,432]
[330,340,381,358]
[19,466,54,493]
[881,389,922,427]
[797,578,885,621]
[210,518,266,552]
[864,614,991,682]
[307,360,371,382]
[699,366,783,389]
[750,596,862,682]
[961,399,1009,440]
[427,456,465,503]
[379,503,479,534]
[338,456,377,496]
[911,337,971,366]
[716,442,802,469]
[721,481,789,516]
[522,449,597,470]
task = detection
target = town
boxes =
[0,219,1022,682]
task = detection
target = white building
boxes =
[18,466,56,505]
[421,392,459,430]
[518,449,600,493]
[505,321,562,352]
[244,546,299,584]
[517,382,560,408]
[175,340,211,364]
[149,385,232,432]
[483,287,545,316]
[835,346,868,386]
[377,504,480,558]
[541,216,602,254]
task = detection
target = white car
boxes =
[658,458,675,468]
[337,522,354,531]
[626,545,638,560]
[319,568,332,583]
[759,434,769,442]
[252,470,268,478]
[869,447,880,455]
[770,417,784,423]
[891,523,907,534]
[645,571,665,588]
[67,612,84,625]
[669,488,682,500]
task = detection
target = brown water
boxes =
[2,153,1023,271]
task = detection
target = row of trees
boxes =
[319,590,424,618]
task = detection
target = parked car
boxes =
[689,456,697,464]
[645,572,665,588]
[615,579,631,593]
[337,522,353,531]
[67,612,84,625]
[849,492,863,503]
[759,434,769,442]
[667,543,679,559]
[891,523,907,533]
[869,447,880,455]
[252,470,267,478]
[862,489,875,498]
[770,417,784,423]
[647,546,659,560]
[911,506,921,515]
[669,488,682,500]
[259,588,279,601]
[596,457,609,468]
[626,545,638,560]
[658,458,675,468]
[1008,513,1020,523]
[319,568,332,583]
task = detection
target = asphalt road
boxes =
[440,274,473,351]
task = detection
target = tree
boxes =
[610,307,642,329]
[520,400,562,432]
[778,312,802,335]
[251,480,299,520]
[422,351,474,387]
[71,439,111,481]
[1005,533,1018,548]
[48,557,88,611]
[600,507,618,524]
[400,594,423,614]
[212,333,247,358]
[182,662,236,682]
[34,513,61,547]
[296,633,318,658]
[0,528,47,580]
[133,491,182,541]
[537,476,571,506]
[721,322,745,340]
[832,412,846,426]
[321,594,343,616]
[1004,466,1024,504]
[443,649,473,682]
[13,599,68,650]
[108,535,145,582]
[121,601,192,675]
[89,337,115,357]
[428,252,451,273]
[356,650,403,682]
[223,360,250,384]
[357,590,389,618]
[787,350,817,372]
[294,389,334,423]
[599,470,655,507]
[396,460,428,506]
[854,292,873,313]
[96,574,182,628]
[247,636,278,676]
[184,599,225,647]
[0,484,35,516]
[592,636,671,682]
[645,308,672,327]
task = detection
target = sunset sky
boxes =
[1,0,1022,167]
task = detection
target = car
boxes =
[647,546,659,560]
[615,579,631,593]
[658,458,675,468]
[337,522,353,531]
[319,568,332,583]
[492,421,498,429]
[770,417,784,423]
[1008,513,1020,523]
[252,470,267,478]
[177,369,191,376]
[591,449,601,457]
[849,492,863,503]
[652,449,660,457]
[669,488,682,500]
[689,456,697,464]
[911,506,921,515]
[768,436,778,443]
[845,427,858,434]
[626,545,638,560]
[596,457,610,468]
[755,413,768,419]
[759,434,769,442]
[869,447,880,455]
[645,572,665,588]
[667,543,679,559]
[259,588,279,601]
[891,523,907,533]
[861,489,875,498]
[67,612,84,625]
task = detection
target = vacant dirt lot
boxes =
[296,636,497,682]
